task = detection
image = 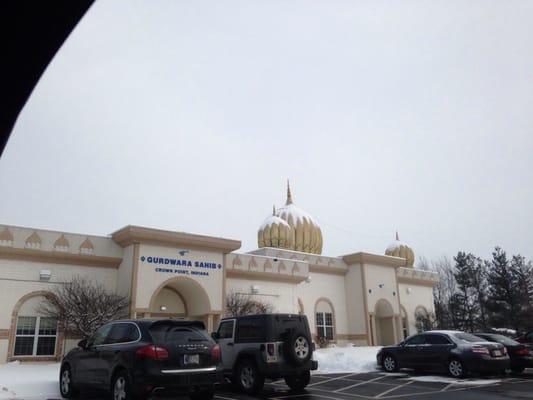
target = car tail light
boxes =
[136,344,169,360]
[210,344,221,362]
[471,346,490,355]
[267,343,275,356]
[516,347,529,356]
[502,346,508,355]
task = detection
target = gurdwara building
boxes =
[0,184,438,362]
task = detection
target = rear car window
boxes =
[149,324,209,344]
[453,333,485,343]
[236,318,266,342]
[106,323,139,344]
[483,334,518,346]
[271,316,308,341]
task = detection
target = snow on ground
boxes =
[0,362,60,400]
[403,375,501,385]
[313,345,382,374]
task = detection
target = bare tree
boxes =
[39,276,129,338]
[225,291,274,317]
[431,256,457,329]
[415,310,437,332]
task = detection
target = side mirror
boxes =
[211,332,218,340]
[78,339,88,349]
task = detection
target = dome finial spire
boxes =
[286,179,293,205]
[396,231,399,241]
[272,204,276,216]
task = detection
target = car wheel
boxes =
[111,371,134,400]
[189,386,214,400]
[448,358,466,378]
[284,370,311,392]
[511,367,525,375]
[235,359,265,395]
[382,354,399,372]
[285,330,312,366]
[59,365,79,398]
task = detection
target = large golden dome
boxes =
[257,183,323,254]
[385,232,414,267]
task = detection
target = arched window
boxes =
[315,299,334,340]
[12,293,58,357]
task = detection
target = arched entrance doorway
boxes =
[146,277,213,330]
[375,299,395,346]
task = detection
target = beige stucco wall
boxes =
[135,244,224,313]
[0,340,7,363]
[1,225,122,257]
[398,282,435,335]
[152,287,186,314]
[364,264,400,316]
[344,264,368,335]
[226,277,298,314]
[0,259,118,328]
[297,272,348,339]
[116,245,133,297]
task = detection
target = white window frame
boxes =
[316,312,334,340]
[14,316,57,357]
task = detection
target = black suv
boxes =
[59,319,223,400]
[212,314,318,394]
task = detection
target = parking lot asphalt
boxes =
[65,370,533,400]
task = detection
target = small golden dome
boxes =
[385,232,414,267]
[257,182,323,254]
[258,206,292,249]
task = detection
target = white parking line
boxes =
[308,373,360,387]
[380,382,503,399]
[310,387,372,399]
[374,381,413,398]
[333,375,387,392]
[272,393,349,400]
[215,396,241,400]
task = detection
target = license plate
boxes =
[184,354,199,365]
[493,350,501,357]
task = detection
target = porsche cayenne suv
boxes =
[377,330,509,378]
[59,319,223,400]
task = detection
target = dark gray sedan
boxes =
[377,330,510,378]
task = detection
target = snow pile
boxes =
[491,328,517,336]
[313,345,381,374]
[404,375,501,386]
[0,362,60,399]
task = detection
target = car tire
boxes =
[284,370,311,392]
[235,359,265,395]
[59,365,79,398]
[382,354,399,372]
[511,367,525,375]
[110,370,135,400]
[285,330,312,366]
[189,386,214,400]
[448,358,466,379]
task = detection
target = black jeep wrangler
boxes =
[212,313,318,394]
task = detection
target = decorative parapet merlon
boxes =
[225,253,309,283]
[397,267,439,286]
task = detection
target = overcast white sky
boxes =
[2,0,533,262]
